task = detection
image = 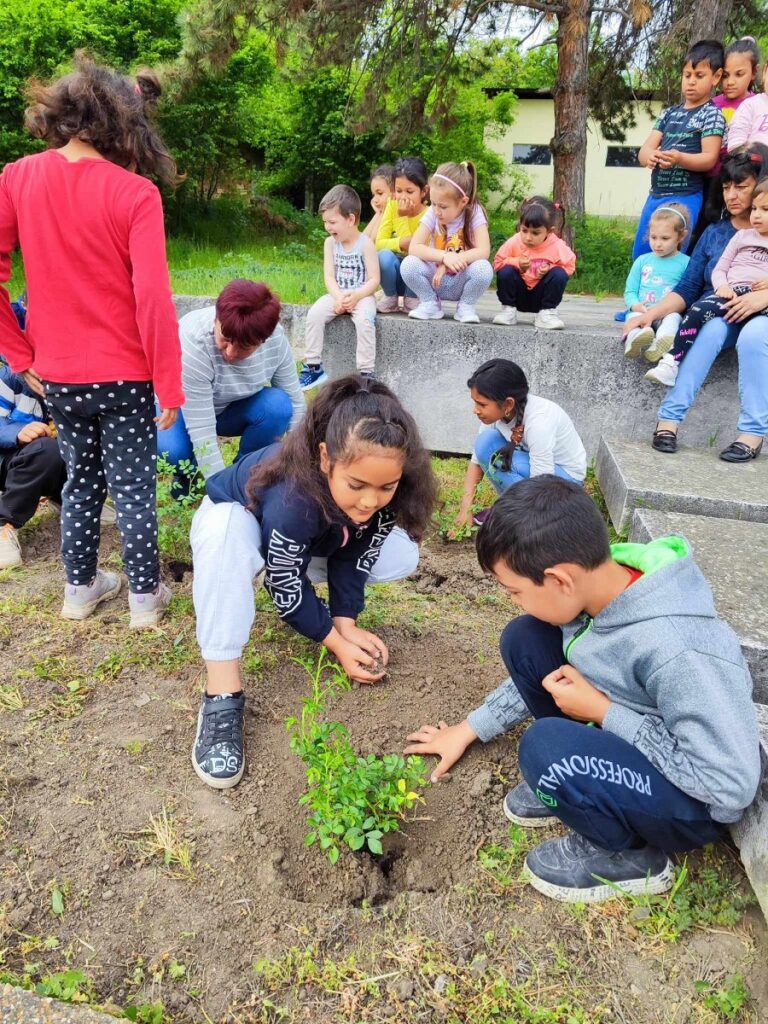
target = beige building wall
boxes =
[487,97,664,217]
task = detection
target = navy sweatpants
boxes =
[500,616,724,852]
[45,379,159,593]
[496,265,569,313]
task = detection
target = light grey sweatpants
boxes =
[401,256,493,307]
[191,496,420,660]
[304,293,377,373]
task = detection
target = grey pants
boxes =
[401,256,493,306]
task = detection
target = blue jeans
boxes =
[156,387,294,472]
[632,191,703,261]
[501,616,724,852]
[378,249,415,298]
[659,315,768,436]
[474,427,581,495]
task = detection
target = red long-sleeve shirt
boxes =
[0,149,183,409]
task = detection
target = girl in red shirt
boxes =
[0,56,183,627]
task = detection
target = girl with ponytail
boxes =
[455,359,586,529]
[190,374,437,789]
[401,160,493,323]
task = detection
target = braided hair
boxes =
[468,359,529,472]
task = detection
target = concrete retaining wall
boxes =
[173,296,742,459]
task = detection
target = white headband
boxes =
[654,206,688,228]
[432,172,467,198]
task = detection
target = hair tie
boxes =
[432,172,467,198]
[133,82,142,97]
[654,206,688,227]
[356,375,374,394]
[553,201,561,210]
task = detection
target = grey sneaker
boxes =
[192,692,246,789]
[0,525,22,569]
[61,569,122,620]
[128,582,172,629]
[524,831,674,903]
[503,780,559,828]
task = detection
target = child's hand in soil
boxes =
[328,620,388,684]
[542,665,611,724]
[404,719,478,782]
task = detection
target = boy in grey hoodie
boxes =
[405,475,760,903]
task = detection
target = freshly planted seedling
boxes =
[287,651,428,863]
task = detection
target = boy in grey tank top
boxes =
[299,185,380,390]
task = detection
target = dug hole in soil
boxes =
[1,514,767,1022]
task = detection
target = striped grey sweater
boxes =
[179,306,305,477]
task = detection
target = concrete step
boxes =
[630,509,768,704]
[173,295,742,459]
[596,437,768,534]
[730,705,768,923]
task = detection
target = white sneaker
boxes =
[644,331,675,363]
[408,301,444,320]
[376,295,400,314]
[129,582,173,629]
[493,306,517,326]
[61,569,122,620]
[624,325,654,359]
[534,308,565,330]
[0,525,22,569]
[455,303,480,324]
[644,353,678,386]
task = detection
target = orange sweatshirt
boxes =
[493,232,576,291]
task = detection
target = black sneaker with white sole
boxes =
[502,780,559,828]
[192,692,246,789]
[524,831,674,903]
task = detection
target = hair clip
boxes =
[553,201,561,210]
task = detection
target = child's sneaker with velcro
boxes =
[299,363,328,391]
[61,569,122,620]
[502,780,559,827]
[624,325,654,359]
[644,353,678,386]
[524,831,674,903]
[129,582,173,629]
[192,691,246,789]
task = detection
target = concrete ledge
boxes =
[172,295,741,459]
[630,509,768,703]
[730,706,768,923]
[596,437,768,534]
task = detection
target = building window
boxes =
[513,144,551,166]
[605,146,639,168]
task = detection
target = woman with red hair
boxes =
[157,278,305,481]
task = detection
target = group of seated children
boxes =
[298,160,577,389]
[623,37,768,399]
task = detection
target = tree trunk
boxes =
[551,0,591,238]
[688,0,734,42]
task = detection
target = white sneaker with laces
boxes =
[129,582,173,629]
[455,303,480,324]
[493,306,517,326]
[534,307,565,330]
[0,525,22,569]
[644,353,679,386]
[408,301,444,320]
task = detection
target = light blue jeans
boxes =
[475,427,582,494]
[378,249,415,298]
[658,315,768,435]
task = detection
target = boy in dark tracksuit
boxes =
[405,476,761,903]
[0,355,65,568]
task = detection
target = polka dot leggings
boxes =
[45,380,160,593]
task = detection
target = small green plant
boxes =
[477,825,533,888]
[0,683,23,711]
[155,455,206,562]
[694,974,751,1020]
[287,651,428,863]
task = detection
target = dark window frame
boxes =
[605,146,640,168]
[512,143,552,166]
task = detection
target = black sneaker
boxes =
[502,780,559,828]
[524,831,674,903]
[191,692,246,789]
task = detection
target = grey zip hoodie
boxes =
[468,536,761,824]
